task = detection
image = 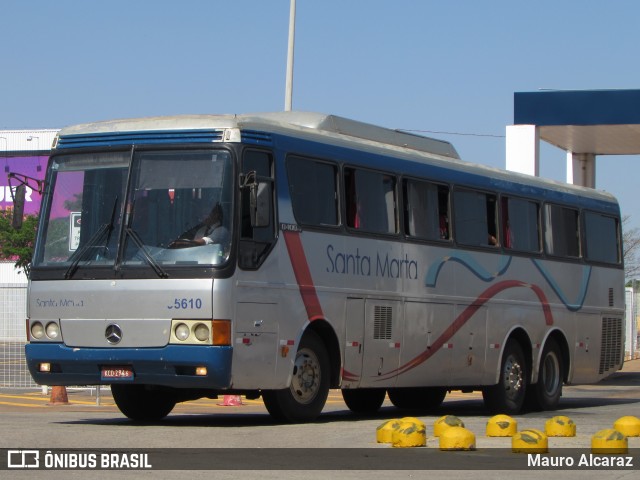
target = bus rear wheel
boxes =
[111,384,176,421]
[525,338,563,411]
[262,331,330,423]
[342,388,386,414]
[482,339,527,414]
[387,387,447,411]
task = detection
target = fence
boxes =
[0,261,35,388]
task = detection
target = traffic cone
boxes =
[218,395,243,406]
[48,386,69,405]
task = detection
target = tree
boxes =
[623,215,640,281]
[0,209,38,275]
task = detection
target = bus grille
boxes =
[373,306,393,340]
[599,317,623,374]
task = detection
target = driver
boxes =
[169,203,230,248]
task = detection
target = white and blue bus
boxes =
[21,112,624,422]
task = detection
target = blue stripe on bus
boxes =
[57,130,225,149]
[270,132,619,214]
[25,343,233,388]
[532,259,592,312]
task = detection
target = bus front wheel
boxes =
[262,330,330,423]
[111,384,176,421]
[482,339,527,414]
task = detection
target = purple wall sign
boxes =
[1,156,48,215]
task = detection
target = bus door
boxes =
[359,299,402,388]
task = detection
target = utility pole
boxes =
[284,0,296,111]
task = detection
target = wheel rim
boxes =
[503,355,524,400]
[290,347,321,404]
[541,351,561,396]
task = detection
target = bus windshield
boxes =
[34,149,233,274]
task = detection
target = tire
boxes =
[525,338,563,411]
[387,387,447,411]
[111,384,176,421]
[262,331,330,423]
[483,339,528,414]
[342,388,386,414]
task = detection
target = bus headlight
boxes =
[194,323,210,342]
[45,322,61,340]
[31,322,45,340]
[175,323,190,341]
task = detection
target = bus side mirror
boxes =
[250,180,271,228]
[11,184,26,230]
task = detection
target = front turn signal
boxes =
[212,319,231,346]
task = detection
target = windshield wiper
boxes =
[64,198,118,279]
[124,227,169,279]
[63,223,111,279]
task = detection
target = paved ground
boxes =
[0,358,638,417]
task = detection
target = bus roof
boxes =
[57,112,460,160]
[56,111,618,208]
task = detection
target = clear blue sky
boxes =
[2,0,639,227]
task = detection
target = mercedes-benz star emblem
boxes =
[105,324,123,345]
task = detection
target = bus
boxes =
[19,112,625,422]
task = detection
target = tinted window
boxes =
[345,167,397,234]
[584,212,620,264]
[544,204,580,258]
[404,179,450,240]
[453,189,498,247]
[287,157,338,226]
[502,196,540,252]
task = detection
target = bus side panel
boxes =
[396,302,453,387]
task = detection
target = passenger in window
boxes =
[439,215,449,239]
[169,203,230,249]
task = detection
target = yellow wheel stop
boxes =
[591,429,628,454]
[376,419,401,444]
[392,421,427,448]
[613,416,640,437]
[439,426,476,451]
[400,416,426,429]
[486,414,517,437]
[545,415,576,437]
[434,415,464,437]
[512,429,548,453]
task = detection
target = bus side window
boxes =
[584,211,620,264]
[453,188,497,247]
[344,167,397,234]
[544,204,580,258]
[404,179,450,241]
[502,196,541,253]
[239,150,275,269]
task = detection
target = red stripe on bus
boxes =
[377,280,554,379]
[283,230,324,321]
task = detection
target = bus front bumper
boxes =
[25,343,233,389]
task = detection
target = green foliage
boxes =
[0,209,38,274]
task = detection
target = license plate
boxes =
[101,366,134,381]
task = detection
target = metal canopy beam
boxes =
[514,89,640,155]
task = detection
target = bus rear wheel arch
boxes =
[262,330,330,423]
